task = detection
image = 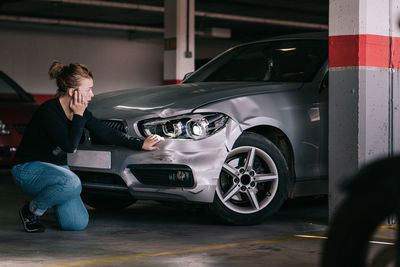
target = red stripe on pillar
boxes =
[391,37,400,69]
[359,35,389,67]
[329,34,390,68]
[329,35,359,67]
[163,79,182,85]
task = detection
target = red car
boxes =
[0,71,39,167]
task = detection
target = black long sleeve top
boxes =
[14,98,144,166]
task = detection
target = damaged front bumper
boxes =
[68,128,230,203]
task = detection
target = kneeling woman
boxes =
[12,62,163,232]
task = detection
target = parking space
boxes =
[0,169,328,267]
[1,169,397,266]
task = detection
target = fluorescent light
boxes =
[277,48,296,51]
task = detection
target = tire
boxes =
[82,192,136,210]
[210,132,290,225]
[321,156,400,267]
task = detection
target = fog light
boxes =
[169,170,189,183]
[176,170,187,181]
[129,164,194,187]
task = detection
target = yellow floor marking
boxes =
[373,225,397,240]
[296,234,327,239]
[40,236,302,267]
[378,225,397,230]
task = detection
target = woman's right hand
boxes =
[70,90,87,116]
[142,134,164,151]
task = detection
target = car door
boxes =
[318,72,328,178]
[295,67,328,180]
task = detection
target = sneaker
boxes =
[19,203,45,233]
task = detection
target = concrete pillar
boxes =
[163,0,195,85]
[329,0,400,217]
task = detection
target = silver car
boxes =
[69,33,328,225]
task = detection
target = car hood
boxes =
[89,81,303,119]
[0,101,39,123]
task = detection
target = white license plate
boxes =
[68,150,111,169]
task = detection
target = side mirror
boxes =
[319,73,328,93]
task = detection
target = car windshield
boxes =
[0,72,33,102]
[185,39,327,83]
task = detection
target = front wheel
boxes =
[210,132,290,225]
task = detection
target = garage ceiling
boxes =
[0,0,328,42]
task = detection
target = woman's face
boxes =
[77,78,94,102]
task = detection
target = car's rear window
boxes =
[0,77,22,101]
[0,73,33,102]
[185,39,327,83]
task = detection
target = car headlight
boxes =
[0,120,10,135]
[140,113,229,140]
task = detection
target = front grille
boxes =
[87,119,128,145]
[13,124,27,134]
[102,120,127,133]
[73,171,131,197]
[74,171,127,187]
[129,164,194,188]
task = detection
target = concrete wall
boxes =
[196,38,241,59]
[0,23,164,96]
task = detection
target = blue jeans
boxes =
[11,161,89,231]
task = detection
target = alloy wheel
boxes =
[216,146,279,214]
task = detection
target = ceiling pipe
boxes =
[45,0,164,12]
[0,14,212,36]
[0,15,164,33]
[44,0,328,30]
[195,11,328,30]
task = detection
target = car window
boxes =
[185,40,327,83]
[0,72,33,102]
[321,73,328,92]
[0,77,21,101]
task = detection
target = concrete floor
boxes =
[0,169,396,267]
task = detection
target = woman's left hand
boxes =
[142,134,164,151]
